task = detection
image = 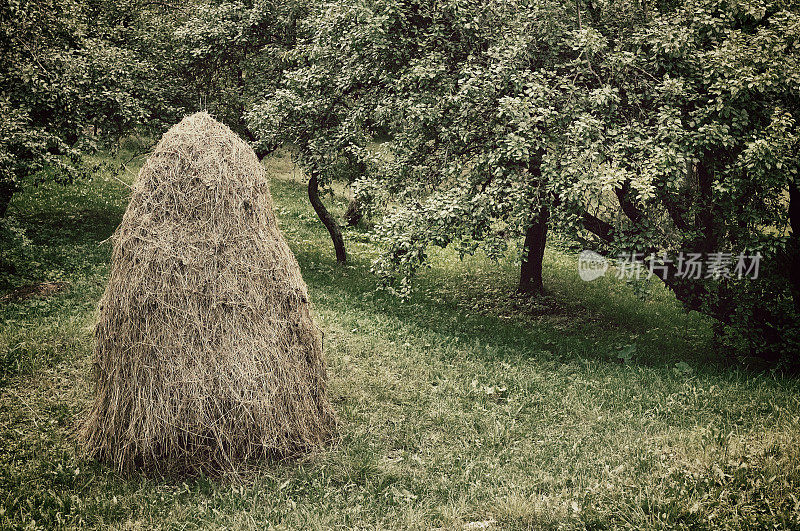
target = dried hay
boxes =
[81,112,336,474]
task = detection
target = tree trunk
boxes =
[308,174,347,264]
[788,181,800,312]
[517,206,549,295]
[694,152,718,254]
[0,182,14,218]
[344,197,363,226]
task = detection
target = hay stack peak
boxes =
[82,112,336,473]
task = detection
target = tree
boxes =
[174,0,305,147]
[248,0,440,262]
[364,0,685,296]
[0,0,188,218]
[548,0,800,360]
[341,0,578,296]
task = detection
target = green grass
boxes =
[1,151,799,529]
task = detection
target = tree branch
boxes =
[581,211,614,242]
[614,179,643,225]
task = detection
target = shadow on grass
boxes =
[21,207,122,247]
[292,242,720,374]
[1,205,122,289]
[0,173,737,381]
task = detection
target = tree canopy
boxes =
[250,0,800,360]
[2,0,799,362]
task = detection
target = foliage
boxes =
[363,0,579,295]
[175,0,305,140]
[549,0,800,361]
[248,0,578,288]
[0,214,33,286]
[246,0,387,190]
[261,0,800,362]
[0,0,187,218]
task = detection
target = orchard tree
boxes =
[366,0,575,296]
[175,0,305,145]
[246,0,402,263]
[0,0,187,218]
[548,0,800,359]
[364,0,685,296]
[0,0,197,285]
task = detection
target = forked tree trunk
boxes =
[517,206,549,295]
[308,174,347,264]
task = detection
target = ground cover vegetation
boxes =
[1,152,799,528]
[2,0,800,526]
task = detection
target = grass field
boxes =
[1,152,799,529]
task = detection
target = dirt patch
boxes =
[1,281,69,303]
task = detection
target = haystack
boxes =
[82,112,336,473]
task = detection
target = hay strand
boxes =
[81,112,336,474]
